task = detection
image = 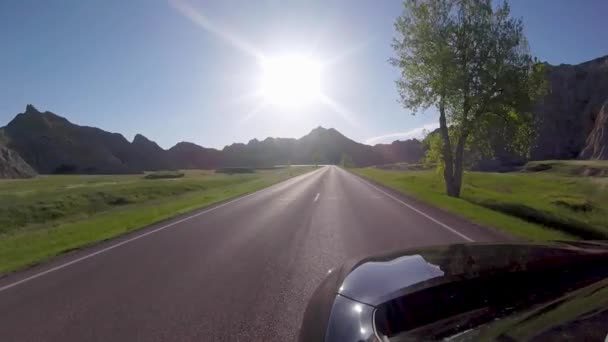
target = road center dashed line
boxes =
[314,193,320,202]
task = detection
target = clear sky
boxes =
[1,0,607,148]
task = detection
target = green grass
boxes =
[143,170,185,179]
[524,159,608,176]
[461,277,608,340]
[352,166,608,241]
[0,166,314,274]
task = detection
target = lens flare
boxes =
[259,56,322,109]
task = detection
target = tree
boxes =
[422,130,444,172]
[312,150,322,167]
[340,153,354,168]
[391,0,545,197]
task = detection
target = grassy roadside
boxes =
[0,167,315,274]
[523,160,608,176]
[352,167,608,241]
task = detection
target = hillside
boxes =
[0,105,425,175]
[580,99,608,159]
[1,105,143,174]
[169,142,222,169]
[423,55,608,168]
[0,144,36,178]
[372,139,424,165]
[533,55,608,160]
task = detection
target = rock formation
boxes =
[580,99,608,159]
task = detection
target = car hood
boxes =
[337,241,608,306]
[299,241,608,342]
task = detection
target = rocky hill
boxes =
[131,134,173,171]
[532,55,608,160]
[220,127,423,167]
[0,144,36,178]
[169,142,222,169]
[580,99,608,159]
[1,105,136,174]
[0,105,425,175]
[433,55,608,167]
[293,127,380,165]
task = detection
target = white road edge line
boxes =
[0,167,326,293]
[351,171,474,242]
[314,193,320,202]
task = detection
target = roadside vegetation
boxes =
[354,160,608,241]
[384,1,607,242]
[523,160,608,177]
[0,166,313,274]
[392,0,546,198]
[143,171,185,179]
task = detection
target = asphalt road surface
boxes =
[0,166,510,342]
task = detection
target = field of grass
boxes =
[353,164,608,241]
[0,166,315,274]
[524,159,608,177]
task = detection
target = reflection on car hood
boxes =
[338,254,444,305]
[335,241,608,306]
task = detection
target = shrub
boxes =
[144,171,185,179]
[525,163,552,172]
[552,198,594,212]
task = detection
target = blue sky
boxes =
[1,0,607,148]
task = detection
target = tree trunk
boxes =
[452,129,468,198]
[451,94,471,198]
[438,99,459,197]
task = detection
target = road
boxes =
[0,166,510,342]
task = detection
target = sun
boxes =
[259,55,322,109]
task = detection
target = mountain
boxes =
[532,55,608,160]
[220,127,423,167]
[168,142,222,169]
[1,105,139,174]
[0,106,425,175]
[290,127,379,165]
[131,134,173,171]
[222,137,298,167]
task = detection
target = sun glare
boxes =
[171,0,361,125]
[259,56,322,109]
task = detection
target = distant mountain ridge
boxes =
[0,105,424,175]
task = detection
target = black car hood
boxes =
[299,241,608,342]
[338,241,608,306]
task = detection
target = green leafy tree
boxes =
[391,0,545,197]
[422,131,444,172]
